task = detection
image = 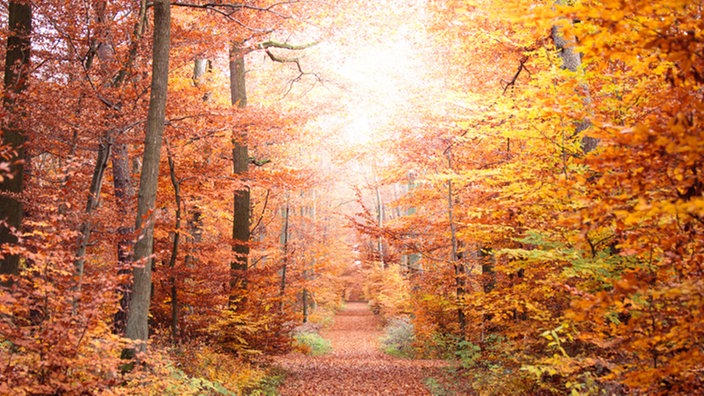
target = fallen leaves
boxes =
[275,302,447,395]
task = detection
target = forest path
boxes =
[274,302,447,395]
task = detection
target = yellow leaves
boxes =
[612,195,704,231]
[364,264,412,319]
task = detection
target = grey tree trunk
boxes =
[402,172,420,271]
[193,57,212,101]
[229,43,250,298]
[74,0,116,295]
[0,1,31,280]
[112,143,135,334]
[279,197,290,312]
[446,152,466,334]
[125,0,171,351]
[551,1,597,154]
[107,0,147,335]
[302,189,317,323]
[373,170,385,268]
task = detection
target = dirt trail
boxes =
[275,302,446,395]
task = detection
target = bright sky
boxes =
[343,42,430,145]
[246,0,433,157]
[309,0,432,147]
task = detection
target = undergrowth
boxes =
[115,342,278,395]
[380,317,416,358]
[292,324,332,356]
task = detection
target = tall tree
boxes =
[0,1,31,279]
[229,42,250,297]
[125,0,171,351]
[112,0,148,334]
[445,149,466,334]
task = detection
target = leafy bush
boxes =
[380,317,416,358]
[424,377,452,396]
[420,333,478,366]
[167,343,268,394]
[292,329,332,356]
[247,368,287,396]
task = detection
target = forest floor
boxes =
[274,302,448,395]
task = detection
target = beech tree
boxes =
[0,1,31,279]
[125,0,171,351]
[229,42,249,296]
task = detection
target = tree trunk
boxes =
[99,0,145,335]
[403,172,420,271]
[302,288,309,323]
[193,57,212,101]
[125,0,170,352]
[448,179,466,334]
[446,152,465,334]
[112,143,135,334]
[551,0,597,154]
[74,135,112,284]
[279,197,290,312]
[302,189,317,323]
[372,168,384,268]
[229,43,250,299]
[166,148,181,344]
[0,1,31,280]
[480,247,495,293]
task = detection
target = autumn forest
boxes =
[0,0,702,394]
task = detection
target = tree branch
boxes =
[170,1,300,20]
[259,41,323,95]
[250,189,270,234]
[258,40,319,51]
[502,56,529,94]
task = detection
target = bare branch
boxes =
[170,1,300,20]
[258,40,319,51]
[258,39,322,92]
[502,56,529,94]
[250,189,270,234]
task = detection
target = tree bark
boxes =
[446,152,466,334]
[74,135,112,283]
[125,0,170,352]
[166,148,181,344]
[551,0,597,154]
[112,143,135,334]
[480,247,495,293]
[373,170,385,268]
[279,197,290,312]
[0,1,31,280]
[193,57,212,101]
[229,43,250,299]
[302,189,317,322]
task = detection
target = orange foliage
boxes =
[349,0,704,394]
